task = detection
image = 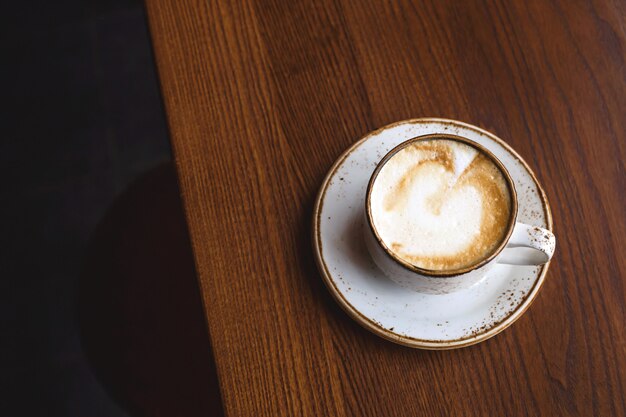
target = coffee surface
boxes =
[369,139,513,271]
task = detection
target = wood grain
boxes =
[144,0,626,415]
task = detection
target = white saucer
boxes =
[313,118,553,349]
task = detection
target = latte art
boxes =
[369,139,513,271]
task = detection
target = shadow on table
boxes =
[77,163,224,417]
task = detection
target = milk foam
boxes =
[369,139,512,271]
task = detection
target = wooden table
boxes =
[145,1,625,415]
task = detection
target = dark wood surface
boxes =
[144,0,625,415]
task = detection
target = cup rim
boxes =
[365,133,519,278]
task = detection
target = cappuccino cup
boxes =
[364,134,555,294]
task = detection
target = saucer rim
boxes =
[312,118,553,350]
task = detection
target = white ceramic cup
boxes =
[364,134,556,294]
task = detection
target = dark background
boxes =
[2,0,170,415]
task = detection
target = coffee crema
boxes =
[369,139,513,271]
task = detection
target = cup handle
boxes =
[498,222,556,265]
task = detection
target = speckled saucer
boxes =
[313,118,553,349]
